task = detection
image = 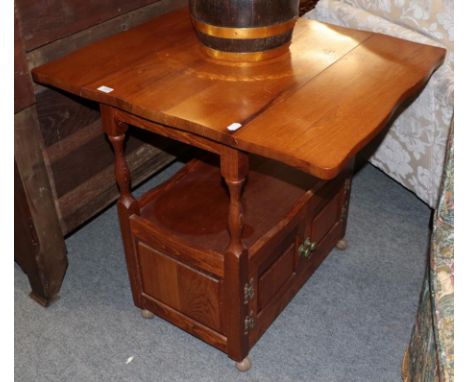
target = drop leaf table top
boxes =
[32,7,445,180]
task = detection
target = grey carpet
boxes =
[15,162,432,382]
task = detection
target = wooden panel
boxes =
[141,294,227,352]
[131,215,224,278]
[308,173,343,215]
[14,160,41,289]
[45,119,103,165]
[16,0,161,50]
[36,89,100,147]
[14,106,68,305]
[251,218,346,348]
[114,107,225,156]
[138,241,222,332]
[309,187,343,245]
[49,130,144,197]
[58,140,176,234]
[249,192,308,275]
[258,242,296,310]
[14,8,34,113]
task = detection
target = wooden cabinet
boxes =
[126,154,352,355]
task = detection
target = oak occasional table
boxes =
[32,8,444,371]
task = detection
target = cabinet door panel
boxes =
[137,241,222,333]
[309,188,343,246]
[258,242,296,310]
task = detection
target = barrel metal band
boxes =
[191,17,298,40]
[200,43,291,62]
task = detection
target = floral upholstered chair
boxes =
[402,120,454,382]
[304,0,453,208]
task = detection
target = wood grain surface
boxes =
[139,156,317,253]
[14,9,35,113]
[32,8,445,180]
[16,0,157,50]
[14,107,68,305]
[138,241,222,332]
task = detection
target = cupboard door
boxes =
[258,241,296,310]
[137,241,222,333]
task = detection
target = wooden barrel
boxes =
[190,0,300,62]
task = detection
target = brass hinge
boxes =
[244,310,256,334]
[243,278,255,304]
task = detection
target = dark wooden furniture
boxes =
[14,0,186,305]
[31,8,444,369]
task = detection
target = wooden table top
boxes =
[32,8,445,179]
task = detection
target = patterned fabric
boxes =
[304,0,453,207]
[430,118,454,382]
[405,119,453,381]
[406,270,439,381]
[341,0,453,50]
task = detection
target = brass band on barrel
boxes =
[191,17,298,40]
[201,44,291,63]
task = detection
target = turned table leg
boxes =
[336,172,353,251]
[220,149,252,371]
[101,105,143,308]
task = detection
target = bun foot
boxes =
[235,356,252,372]
[141,309,155,319]
[336,239,347,250]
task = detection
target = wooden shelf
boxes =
[138,155,323,255]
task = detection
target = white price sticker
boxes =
[227,122,242,132]
[97,85,114,93]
